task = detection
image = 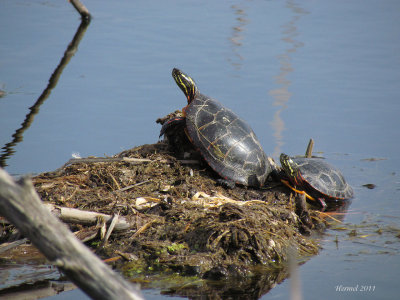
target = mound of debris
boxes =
[34,142,321,266]
[13,113,334,296]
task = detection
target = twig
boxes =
[44,203,132,231]
[0,238,28,254]
[69,0,91,20]
[102,213,119,247]
[132,220,159,238]
[305,138,314,158]
[115,180,151,192]
[108,173,121,190]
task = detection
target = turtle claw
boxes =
[317,198,328,211]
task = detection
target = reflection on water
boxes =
[0,20,90,168]
[1,0,398,299]
[150,266,290,299]
[269,1,308,158]
[228,5,248,70]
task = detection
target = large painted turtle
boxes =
[279,153,354,208]
[160,68,272,187]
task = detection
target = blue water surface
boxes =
[1,0,399,299]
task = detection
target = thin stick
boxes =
[44,203,132,231]
[69,0,91,20]
[102,213,119,246]
[132,220,158,238]
[0,238,28,254]
[305,138,314,158]
[116,180,150,192]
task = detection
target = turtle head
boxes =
[172,68,198,103]
[280,153,300,182]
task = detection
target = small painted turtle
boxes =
[279,153,354,208]
[160,68,272,187]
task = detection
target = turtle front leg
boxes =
[159,116,195,159]
[159,117,186,138]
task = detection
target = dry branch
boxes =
[69,0,91,20]
[0,238,28,254]
[44,203,132,231]
[0,168,143,300]
[102,213,119,246]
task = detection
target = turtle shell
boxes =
[185,93,271,187]
[291,157,354,200]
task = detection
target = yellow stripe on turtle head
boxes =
[172,68,198,104]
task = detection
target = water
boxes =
[1,0,399,299]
